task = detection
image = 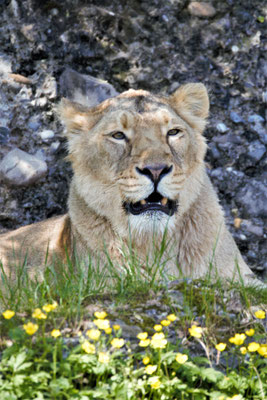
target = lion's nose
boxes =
[136,164,173,183]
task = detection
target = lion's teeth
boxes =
[140,199,146,205]
[161,197,168,206]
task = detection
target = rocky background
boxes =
[0,0,266,278]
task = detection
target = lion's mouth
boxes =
[123,191,177,216]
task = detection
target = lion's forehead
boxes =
[100,94,181,128]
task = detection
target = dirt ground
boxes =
[0,0,266,277]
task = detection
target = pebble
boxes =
[247,114,264,123]
[247,140,266,163]
[216,122,228,133]
[230,111,243,123]
[231,45,239,54]
[237,179,267,219]
[0,126,10,144]
[241,220,263,237]
[50,141,60,153]
[39,129,55,141]
[188,2,216,18]
[0,148,47,186]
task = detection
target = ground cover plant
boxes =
[0,249,266,400]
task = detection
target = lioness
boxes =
[0,82,258,284]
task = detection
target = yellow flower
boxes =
[247,342,260,352]
[32,308,47,320]
[154,324,162,332]
[111,338,125,348]
[113,324,120,330]
[240,347,247,355]
[93,319,110,330]
[51,329,61,338]
[175,353,188,364]
[98,352,109,363]
[105,327,112,334]
[2,310,15,319]
[254,310,265,319]
[229,333,246,346]
[23,322,38,335]
[215,343,226,352]
[94,311,107,319]
[137,332,148,340]
[150,332,167,349]
[148,376,161,389]
[42,302,57,312]
[161,319,171,327]
[145,364,157,375]
[81,341,95,354]
[226,396,242,400]
[245,328,255,336]
[86,329,101,341]
[167,314,177,322]
[189,325,203,338]
[143,356,150,365]
[257,345,267,357]
[139,339,151,347]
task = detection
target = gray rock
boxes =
[39,129,55,141]
[248,114,264,123]
[0,127,10,144]
[241,220,263,237]
[236,179,267,218]
[42,76,57,100]
[250,122,267,144]
[247,141,266,163]
[60,68,118,108]
[0,148,47,186]
[231,45,239,54]
[230,111,243,124]
[216,122,228,133]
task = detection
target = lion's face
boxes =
[61,83,209,238]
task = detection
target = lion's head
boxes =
[60,83,209,240]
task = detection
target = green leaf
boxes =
[12,374,26,387]
[8,352,32,372]
[257,15,265,23]
[200,367,224,383]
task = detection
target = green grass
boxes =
[0,245,266,399]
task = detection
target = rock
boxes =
[241,220,263,237]
[0,127,10,144]
[60,68,118,107]
[230,111,243,124]
[216,122,228,133]
[236,179,267,218]
[50,141,61,154]
[39,129,55,141]
[247,140,266,163]
[250,122,267,144]
[248,114,264,123]
[42,76,57,100]
[21,24,38,42]
[188,2,216,18]
[0,148,47,186]
[231,45,239,54]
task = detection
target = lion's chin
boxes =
[127,211,176,237]
[123,190,177,217]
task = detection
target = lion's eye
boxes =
[167,128,183,136]
[111,131,126,140]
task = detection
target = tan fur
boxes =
[0,84,258,284]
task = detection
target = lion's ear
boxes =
[170,83,209,120]
[59,98,97,135]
